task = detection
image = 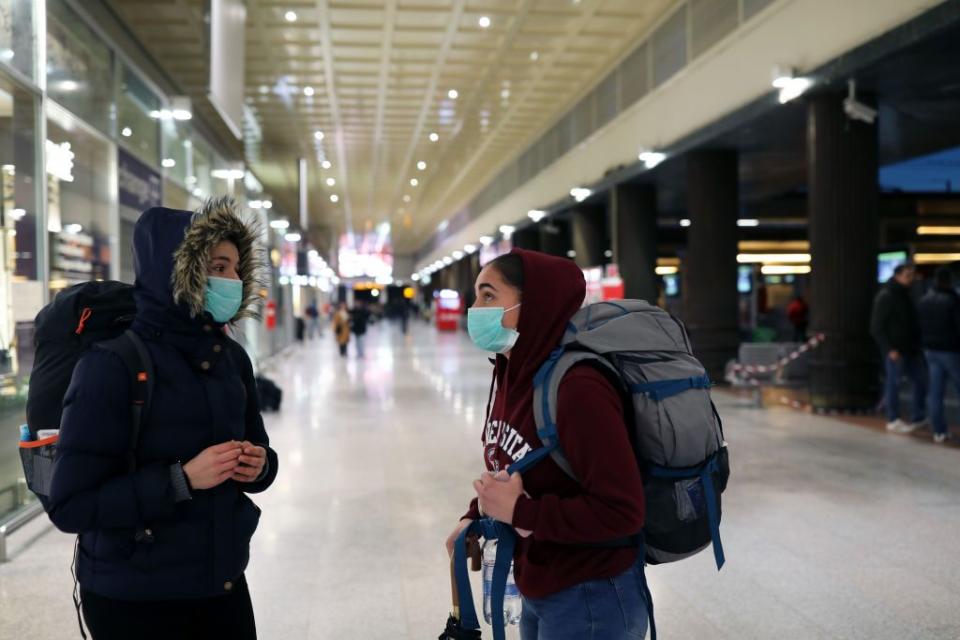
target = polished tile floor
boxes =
[3,321,960,639]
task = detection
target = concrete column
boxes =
[512,226,541,251]
[807,92,880,410]
[683,150,740,381]
[610,183,658,303]
[571,206,606,268]
[539,218,570,257]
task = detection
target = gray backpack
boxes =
[513,299,729,570]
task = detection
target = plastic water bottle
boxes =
[19,424,32,442]
[482,539,523,626]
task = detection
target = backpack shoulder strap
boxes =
[96,330,154,473]
[528,348,618,480]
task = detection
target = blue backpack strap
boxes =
[452,518,517,640]
[629,374,711,401]
[648,454,725,570]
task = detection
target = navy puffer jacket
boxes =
[48,199,279,601]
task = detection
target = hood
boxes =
[497,249,586,399]
[133,197,265,331]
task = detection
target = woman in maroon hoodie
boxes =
[445,249,648,640]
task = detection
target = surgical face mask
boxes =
[204,276,243,323]
[467,304,521,354]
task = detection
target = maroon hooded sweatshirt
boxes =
[463,249,645,599]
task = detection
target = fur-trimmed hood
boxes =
[132,198,265,331]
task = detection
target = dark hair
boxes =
[935,266,953,289]
[487,253,524,291]
[893,263,914,277]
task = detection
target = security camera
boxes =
[843,79,877,124]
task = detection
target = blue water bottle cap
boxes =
[19,424,33,442]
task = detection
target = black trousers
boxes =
[81,575,257,640]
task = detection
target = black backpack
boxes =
[20,281,154,510]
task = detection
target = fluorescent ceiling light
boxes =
[211,169,245,180]
[737,253,811,264]
[303,86,314,97]
[448,89,459,99]
[443,256,453,265]
[917,226,960,235]
[417,161,427,171]
[172,109,192,121]
[680,219,691,227]
[321,160,332,169]
[479,235,494,246]
[270,219,290,230]
[464,244,478,254]
[567,250,577,258]
[761,265,812,275]
[570,187,592,202]
[161,158,176,168]
[410,178,419,187]
[249,200,263,209]
[452,251,464,260]
[262,200,273,209]
[915,253,960,264]
[528,209,547,222]
[737,219,760,227]
[330,194,339,203]
[775,75,813,104]
[64,223,83,234]
[479,16,491,28]
[285,11,297,22]
[326,178,336,186]
[284,232,302,242]
[429,132,439,142]
[499,225,516,237]
[638,151,666,169]
[411,273,421,281]
[655,266,678,275]
[121,127,132,137]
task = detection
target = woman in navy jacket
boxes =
[48,198,279,639]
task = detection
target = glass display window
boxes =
[0,0,35,80]
[46,102,115,295]
[46,0,114,135]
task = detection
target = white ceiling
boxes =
[108,0,677,252]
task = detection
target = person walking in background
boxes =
[786,294,809,342]
[871,263,927,433]
[306,301,320,340]
[919,267,960,444]
[350,300,371,359]
[333,302,350,358]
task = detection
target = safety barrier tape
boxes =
[726,332,826,379]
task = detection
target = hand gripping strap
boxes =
[453,518,517,640]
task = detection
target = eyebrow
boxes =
[210,255,234,263]
[478,283,497,292]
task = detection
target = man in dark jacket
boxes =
[919,267,960,443]
[870,263,927,433]
[48,198,279,638]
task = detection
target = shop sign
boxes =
[118,147,162,211]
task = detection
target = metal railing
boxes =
[0,499,45,562]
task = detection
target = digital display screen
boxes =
[737,266,753,294]
[878,251,908,283]
[663,274,679,297]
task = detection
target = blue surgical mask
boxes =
[468,304,521,354]
[204,276,243,323]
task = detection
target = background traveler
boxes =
[919,267,960,444]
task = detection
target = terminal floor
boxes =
[2,322,960,639]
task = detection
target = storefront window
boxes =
[0,74,39,516]
[46,102,114,295]
[161,118,190,185]
[118,64,160,167]
[46,0,114,135]
[0,0,35,80]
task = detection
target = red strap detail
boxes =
[75,308,93,335]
